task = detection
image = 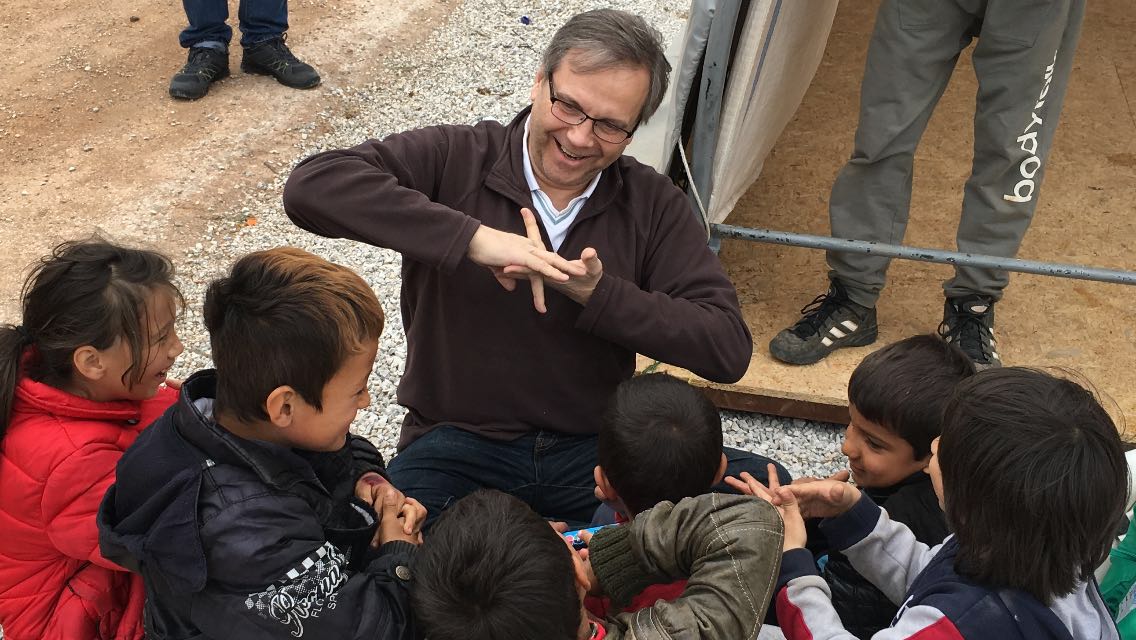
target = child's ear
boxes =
[594,466,619,503]
[713,453,728,485]
[915,452,932,470]
[264,386,297,428]
[71,345,107,382]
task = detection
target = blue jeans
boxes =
[386,426,792,529]
[180,0,289,49]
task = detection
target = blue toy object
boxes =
[563,525,614,550]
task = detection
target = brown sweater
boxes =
[283,108,752,448]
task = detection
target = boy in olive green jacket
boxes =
[411,491,783,640]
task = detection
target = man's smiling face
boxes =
[526,51,649,199]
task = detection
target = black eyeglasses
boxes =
[547,74,637,144]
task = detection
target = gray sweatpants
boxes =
[826,0,1085,307]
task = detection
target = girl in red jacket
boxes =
[0,239,184,640]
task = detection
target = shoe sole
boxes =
[240,63,321,89]
[769,323,879,366]
[169,68,231,100]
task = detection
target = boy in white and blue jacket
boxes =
[731,367,1125,640]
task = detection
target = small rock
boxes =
[129,15,140,22]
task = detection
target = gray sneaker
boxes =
[769,280,878,365]
[938,295,1001,370]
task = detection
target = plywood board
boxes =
[646,0,1136,440]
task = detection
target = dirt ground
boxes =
[0,0,452,322]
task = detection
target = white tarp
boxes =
[628,0,839,224]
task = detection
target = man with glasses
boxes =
[283,9,788,527]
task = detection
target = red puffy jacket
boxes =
[0,372,177,640]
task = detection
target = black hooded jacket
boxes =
[97,370,416,640]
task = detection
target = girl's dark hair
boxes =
[940,367,1127,604]
[0,239,180,440]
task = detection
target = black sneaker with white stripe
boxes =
[769,280,878,365]
[938,295,1001,370]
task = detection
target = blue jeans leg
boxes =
[238,0,289,47]
[180,0,232,48]
[715,446,793,491]
[386,427,600,529]
[530,431,602,527]
[386,427,539,529]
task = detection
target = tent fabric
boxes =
[628,0,839,224]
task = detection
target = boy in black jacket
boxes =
[98,248,424,640]
[812,335,974,637]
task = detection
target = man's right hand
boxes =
[467,223,585,312]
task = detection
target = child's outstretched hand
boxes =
[785,478,862,520]
[791,469,851,485]
[725,463,806,550]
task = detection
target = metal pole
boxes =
[688,1,743,253]
[713,223,1136,286]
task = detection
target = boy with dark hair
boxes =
[820,334,975,637]
[98,247,424,639]
[588,373,729,616]
[594,373,727,518]
[735,367,1126,639]
[412,489,784,640]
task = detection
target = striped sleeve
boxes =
[819,494,943,604]
[776,575,965,640]
[772,495,960,640]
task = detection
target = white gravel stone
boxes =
[165,0,849,480]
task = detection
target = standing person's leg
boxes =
[170,0,231,100]
[236,0,289,48]
[386,426,541,529]
[770,0,975,365]
[940,0,1085,366]
[238,0,321,89]
[828,0,976,305]
[179,0,233,49]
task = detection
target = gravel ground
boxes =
[167,0,850,480]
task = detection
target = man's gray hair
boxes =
[541,9,672,126]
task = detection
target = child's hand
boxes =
[791,469,851,485]
[725,463,806,550]
[548,521,570,534]
[786,478,862,519]
[354,471,389,505]
[164,377,183,390]
[398,495,427,539]
[577,531,603,596]
[376,484,424,547]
